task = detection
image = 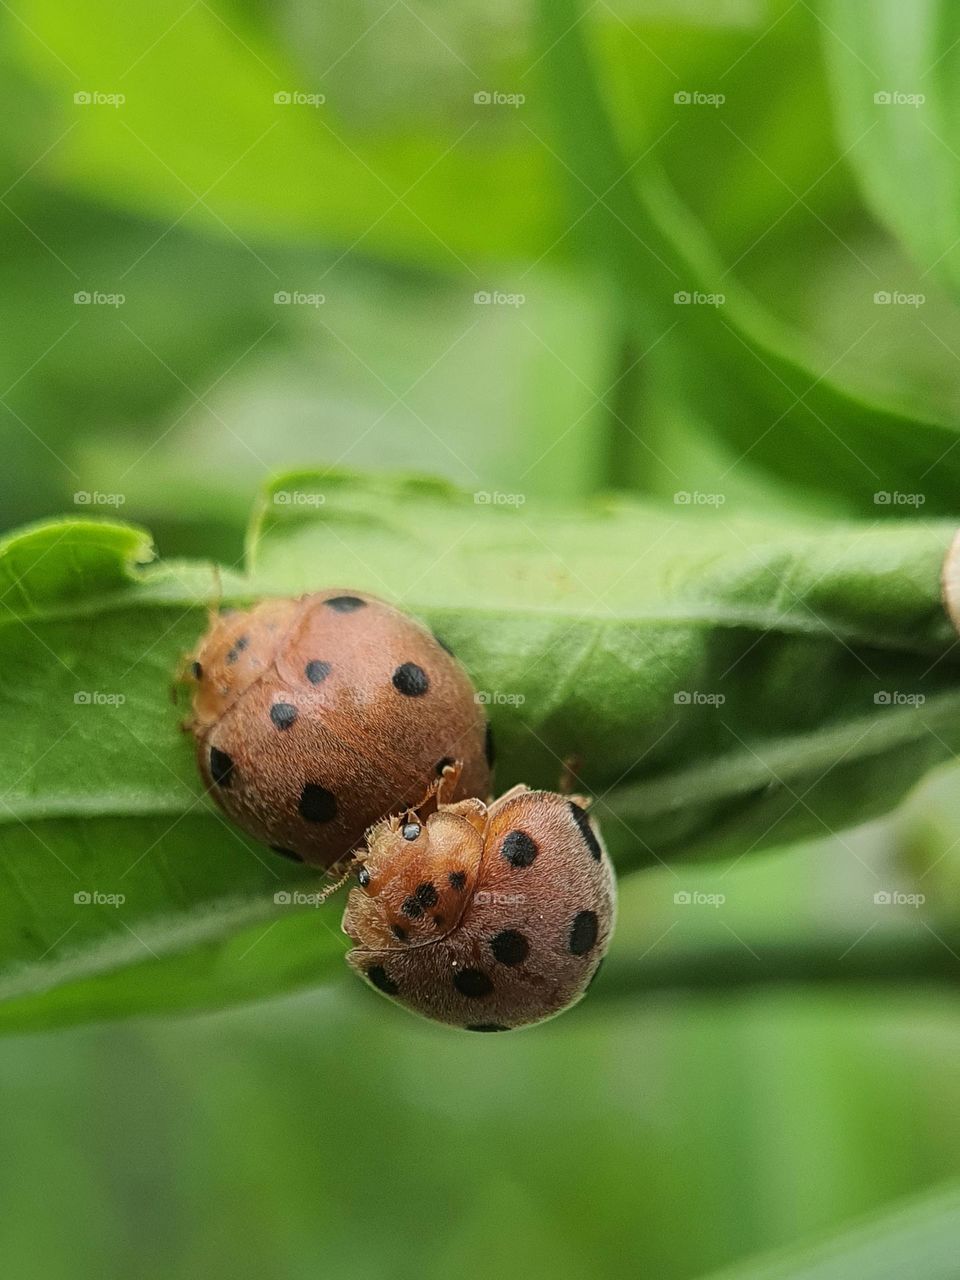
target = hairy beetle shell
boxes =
[344,786,616,1030]
[188,590,492,868]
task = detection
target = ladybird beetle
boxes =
[343,772,616,1031]
[186,590,492,868]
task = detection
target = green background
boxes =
[3,1,960,1276]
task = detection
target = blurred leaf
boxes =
[823,0,960,303]
[537,0,960,515]
[10,0,554,261]
[603,820,960,999]
[4,983,960,1278]
[702,1179,960,1279]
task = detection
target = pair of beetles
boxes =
[186,590,616,1032]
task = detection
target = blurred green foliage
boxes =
[3,0,960,1276]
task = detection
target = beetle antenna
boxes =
[314,859,356,905]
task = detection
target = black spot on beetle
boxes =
[270,702,298,730]
[367,965,399,995]
[490,929,529,967]
[401,896,424,920]
[454,968,494,999]
[569,910,599,956]
[466,1024,508,1032]
[501,829,537,868]
[392,662,429,697]
[209,747,234,788]
[569,801,602,861]
[391,924,408,942]
[226,635,249,664]
[190,661,203,680]
[326,595,365,613]
[415,881,438,909]
[305,660,331,685]
[270,845,302,863]
[449,871,466,891]
[299,784,337,823]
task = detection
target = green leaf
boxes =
[822,0,960,303]
[1,472,959,1031]
[700,1179,960,1279]
[10,0,553,263]
[536,0,960,515]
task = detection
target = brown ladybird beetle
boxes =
[343,769,616,1031]
[187,590,492,868]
